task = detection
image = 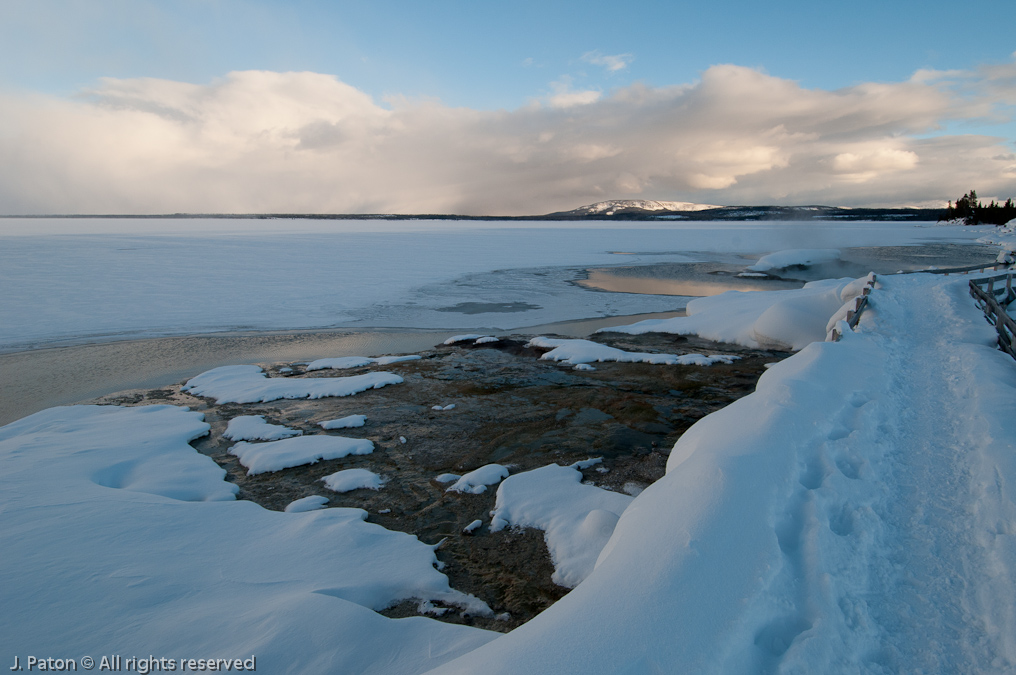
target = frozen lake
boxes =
[0,218,997,423]
[0,217,994,352]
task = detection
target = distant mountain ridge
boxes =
[549,200,722,217]
[546,201,943,222]
[4,202,946,221]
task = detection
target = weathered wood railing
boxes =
[829,273,877,341]
[902,262,1009,276]
[970,272,1016,359]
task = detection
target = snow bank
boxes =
[0,404,494,673]
[433,273,1016,673]
[321,414,367,429]
[285,495,329,512]
[444,334,489,344]
[747,248,841,271]
[605,277,860,351]
[489,463,633,588]
[447,464,510,494]
[230,435,374,475]
[223,414,301,441]
[182,364,402,403]
[527,337,738,366]
[322,468,386,492]
[307,355,421,370]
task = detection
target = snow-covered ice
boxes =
[605,277,867,351]
[223,414,301,441]
[0,219,991,352]
[307,354,421,370]
[322,468,386,493]
[182,364,402,403]
[285,495,330,512]
[489,462,633,588]
[0,405,494,673]
[446,464,510,494]
[747,248,841,271]
[230,435,375,475]
[320,414,367,429]
[528,336,738,366]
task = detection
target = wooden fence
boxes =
[829,273,877,342]
[970,272,1016,359]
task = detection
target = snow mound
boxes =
[489,463,633,588]
[320,414,367,430]
[605,277,861,351]
[322,468,386,493]
[230,435,374,475]
[447,465,510,494]
[475,337,500,344]
[182,365,402,404]
[527,337,738,366]
[223,414,302,441]
[747,248,841,271]
[306,355,421,371]
[444,334,488,345]
[285,495,329,512]
[0,404,495,672]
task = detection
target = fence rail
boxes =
[970,273,1016,360]
[901,262,1009,276]
[829,273,877,342]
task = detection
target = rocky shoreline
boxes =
[93,330,789,631]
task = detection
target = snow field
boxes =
[182,364,403,404]
[0,405,495,673]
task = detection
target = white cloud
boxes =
[581,51,634,73]
[0,63,1013,215]
[547,76,602,108]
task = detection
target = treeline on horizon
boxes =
[941,190,1016,226]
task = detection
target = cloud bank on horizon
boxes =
[1,60,1015,216]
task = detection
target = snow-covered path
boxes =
[433,274,1016,673]
[863,278,1016,671]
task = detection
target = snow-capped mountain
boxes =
[551,200,723,217]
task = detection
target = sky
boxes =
[0,0,1014,215]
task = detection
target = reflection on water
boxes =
[577,263,803,296]
[0,310,688,426]
[577,244,1001,296]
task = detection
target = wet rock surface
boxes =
[93,331,787,632]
